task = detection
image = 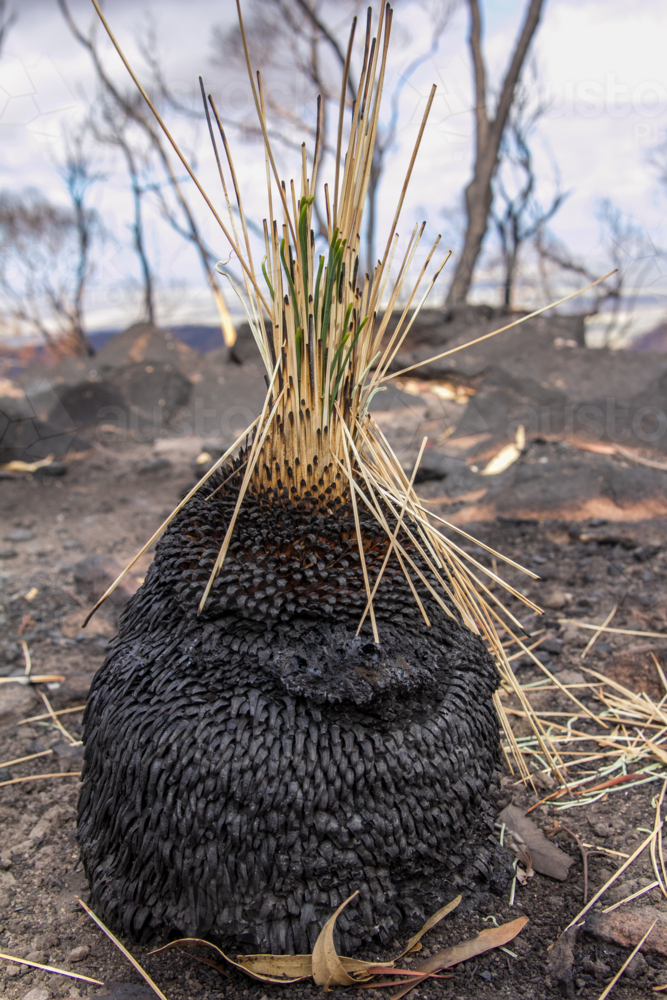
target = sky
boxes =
[1,0,667,337]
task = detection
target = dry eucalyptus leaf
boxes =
[149,938,311,984]
[151,893,464,990]
[399,894,462,957]
[390,916,530,1000]
[312,891,360,988]
[498,804,573,880]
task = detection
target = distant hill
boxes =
[89,324,226,355]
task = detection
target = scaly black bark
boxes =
[78,458,510,953]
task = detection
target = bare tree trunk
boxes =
[445,0,544,308]
[504,246,517,308]
[122,146,155,325]
[58,0,236,345]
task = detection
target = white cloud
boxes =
[1,0,666,336]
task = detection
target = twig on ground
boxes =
[38,689,79,745]
[19,705,86,725]
[582,604,617,660]
[0,950,103,985]
[554,824,608,903]
[0,772,81,788]
[0,749,53,769]
[19,639,31,676]
[596,919,655,999]
[77,896,170,1000]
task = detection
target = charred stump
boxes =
[78,465,510,954]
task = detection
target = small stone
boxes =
[624,952,649,980]
[553,668,585,686]
[67,945,90,963]
[6,964,21,977]
[586,906,667,956]
[62,539,83,550]
[138,458,172,474]
[4,528,33,542]
[583,958,611,979]
[543,589,569,609]
[0,683,38,722]
[0,549,18,559]
[21,990,52,1000]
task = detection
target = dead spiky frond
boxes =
[86,0,614,782]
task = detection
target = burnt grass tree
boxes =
[77,1,534,955]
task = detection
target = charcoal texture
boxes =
[78,460,510,954]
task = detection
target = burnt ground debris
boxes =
[0,311,667,998]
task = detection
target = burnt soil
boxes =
[2,311,667,999]
[0,443,666,1000]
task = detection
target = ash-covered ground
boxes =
[1,310,667,999]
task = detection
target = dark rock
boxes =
[0,406,88,464]
[109,362,191,420]
[412,450,473,484]
[225,321,264,366]
[633,545,662,561]
[586,907,667,956]
[542,638,563,654]
[546,926,578,999]
[52,741,84,770]
[35,461,67,476]
[624,952,649,980]
[582,958,611,980]
[0,549,17,559]
[138,458,172,474]
[93,322,202,378]
[56,673,96,703]
[48,380,126,431]
[67,944,90,962]
[73,556,140,609]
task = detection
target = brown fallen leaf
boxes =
[399,894,462,957]
[499,804,573,880]
[150,939,311,984]
[389,916,530,1000]
[312,891,360,988]
[150,893,464,988]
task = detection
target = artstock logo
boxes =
[0,54,79,143]
[544,75,667,120]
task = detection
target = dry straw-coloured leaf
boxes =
[399,894,462,957]
[150,938,311,984]
[312,891,360,987]
[151,894,464,988]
